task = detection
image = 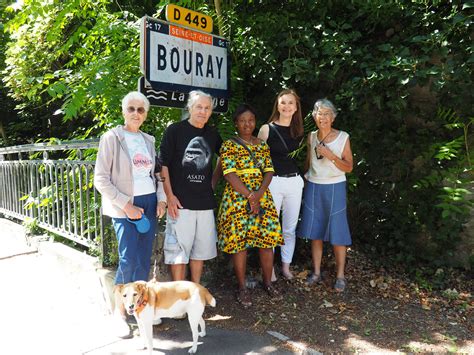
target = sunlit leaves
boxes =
[434,138,464,161]
[3,0,141,134]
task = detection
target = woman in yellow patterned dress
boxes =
[217,104,283,306]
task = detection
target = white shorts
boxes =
[164,209,217,265]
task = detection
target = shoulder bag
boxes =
[230,137,264,173]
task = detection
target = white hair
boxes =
[186,90,214,111]
[121,91,150,113]
[313,98,338,117]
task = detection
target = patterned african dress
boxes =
[217,139,283,254]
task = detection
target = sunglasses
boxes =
[315,142,325,159]
[127,106,146,114]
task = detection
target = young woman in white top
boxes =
[298,98,353,292]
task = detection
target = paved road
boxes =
[0,217,303,355]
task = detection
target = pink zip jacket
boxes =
[94,126,166,218]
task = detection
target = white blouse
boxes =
[305,130,349,184]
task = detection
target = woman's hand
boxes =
[246,191,258,215]
[123,202,144,220]
[157,201,167,219]
[166,194,183,219]
[316,144,337,160]
[253,189,265,203]
[247,171,272,215]
[248,189,264,215]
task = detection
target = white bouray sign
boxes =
[140,16,230,99]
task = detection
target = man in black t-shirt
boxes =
[159,90,222,283]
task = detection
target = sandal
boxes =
[262,284,280,298]
[281,270,294,281]
[306,273,322,285]
[334,278,347,292]
[236,288,252,307]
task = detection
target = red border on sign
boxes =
[169,25,213,45]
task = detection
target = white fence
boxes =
[0,140,104,251]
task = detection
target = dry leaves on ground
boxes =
[204,249,473,353]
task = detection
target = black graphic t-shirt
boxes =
[159,120,222,210]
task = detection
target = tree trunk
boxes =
[213,0,224,36]
[0,119,7,145]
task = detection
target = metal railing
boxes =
[0,140,104,251]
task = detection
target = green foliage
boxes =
[1,0,235,144]
[415,267,455,291]
[0,1,18,146]
[92,223,118,266]
[227,0,473,268]
[23,217,41,236]
[4,0,139,132]
[2,0,174,142]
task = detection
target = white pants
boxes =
[269,175,304,264]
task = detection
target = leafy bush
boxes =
[227,0,473,268]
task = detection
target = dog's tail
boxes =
[204,289,216,307]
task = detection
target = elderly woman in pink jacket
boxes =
[94,92,166,336]
[95,91,166,285]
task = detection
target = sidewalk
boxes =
[0,217,300,355]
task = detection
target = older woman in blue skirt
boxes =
[298,99,353,292]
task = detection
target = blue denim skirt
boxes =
[297,181,352,246]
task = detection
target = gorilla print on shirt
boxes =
[182,137,211,171]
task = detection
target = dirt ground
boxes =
[201,248,473,353]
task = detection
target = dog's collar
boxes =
[135,288,149,315]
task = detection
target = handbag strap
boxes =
[269,123,289,152]
[230,137,263,171]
